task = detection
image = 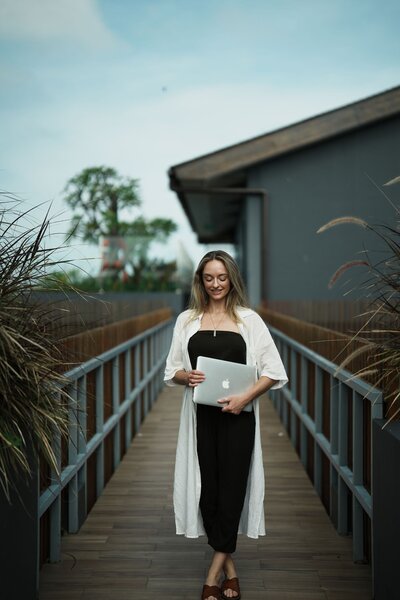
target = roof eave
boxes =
[169,85,400,184]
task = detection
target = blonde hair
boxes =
[189,250,249,322]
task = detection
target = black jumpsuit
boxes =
[188,330,256,554]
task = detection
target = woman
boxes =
[164,250,288,600]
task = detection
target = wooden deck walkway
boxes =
[39,387,372,600]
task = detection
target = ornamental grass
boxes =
[0,197,73,500]
[318,177,400,421]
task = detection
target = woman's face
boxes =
[202,259,231,303]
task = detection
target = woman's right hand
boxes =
[187,369,206,387]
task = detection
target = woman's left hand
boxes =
[217,393,249,415]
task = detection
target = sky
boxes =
[0,0,399,274]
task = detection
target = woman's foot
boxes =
[221,577,241,599]
[202,551,227,599]
[201,583,221,600]
[222,555,239,598]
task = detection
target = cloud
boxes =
[0,0,118,49]
[2,76,389,222]
[1,31,399,267]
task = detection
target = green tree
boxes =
[63,166,141,242]
[63,166,177,287]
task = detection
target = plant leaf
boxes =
[317,216,370,234]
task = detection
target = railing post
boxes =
[112,356,121,470]
[353,391,363,486]
[285,347,295,429]
[313,367,323,496]
[300,356,308,469]
[68,382,79,534]
[134,344,141,432]
[78,375,87,455]
[95,365,105,498]
[338,382,349,534]
[49,494,61,563]
[338,382,348,467]
[330,374,339,528]
[78,375,87,527]
[150,333,155,406]
[353,497,365,562]
[352,390,365,561]
[330,465,338,528]
[155,330,161,393]
[330,375,339,456]
[157,330,163,393]
[49,408,62,562]
[125,350,132,447]
[315,366,323,434]
[289,349,297,447]
[143,338,149,416]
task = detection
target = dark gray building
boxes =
[169,86,400,306]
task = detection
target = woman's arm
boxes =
[164,313,187,386]
[252,314,288,389]
[218,375,277,414]
[242,374,278,402]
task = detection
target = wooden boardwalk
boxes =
[39,387,372,600]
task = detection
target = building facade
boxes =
[169,86,400,307]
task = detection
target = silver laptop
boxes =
[193,356,257,413]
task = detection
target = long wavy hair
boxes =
[188,250,249,322]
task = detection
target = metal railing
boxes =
[38,318,173,563]
[269,325,383,563]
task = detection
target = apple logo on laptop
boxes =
[222,379,230,390]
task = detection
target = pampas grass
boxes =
[0,197,72,500]
[318,177,400,421]
[317,216,370,234]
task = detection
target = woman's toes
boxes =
[223,591,238,599]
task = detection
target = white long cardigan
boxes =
[164,307,288,539]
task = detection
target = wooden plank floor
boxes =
[39,387,372,600]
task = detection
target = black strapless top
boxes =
[188,330,246,370]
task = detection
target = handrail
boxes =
[38,317,173,563]
[269,325,383,563]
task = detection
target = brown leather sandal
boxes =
[201,584,221,600]
[221,577,241,599]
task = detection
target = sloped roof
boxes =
[169,86,400,243]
